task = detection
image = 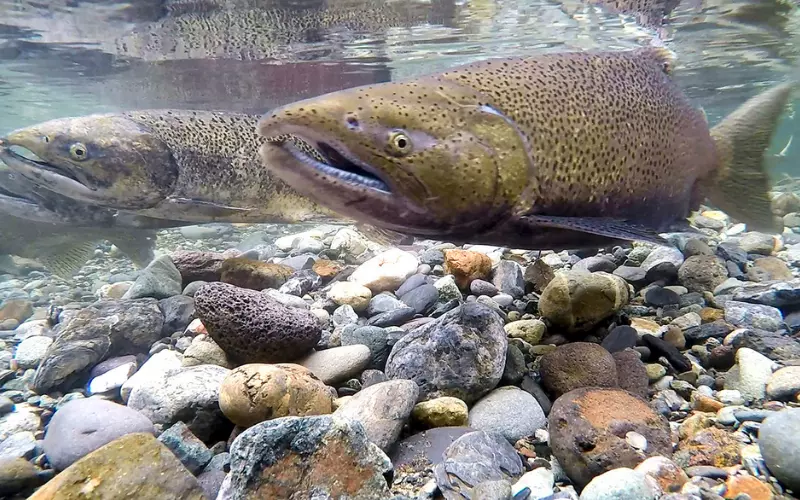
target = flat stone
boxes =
[468,387,546,443]
[29,433,204,499]
[296,345,372,385]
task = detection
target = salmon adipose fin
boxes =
[519,215,671,246]
[708,82,795,233]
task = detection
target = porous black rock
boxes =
[194,282,321,364]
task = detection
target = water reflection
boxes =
[0,0,796,133]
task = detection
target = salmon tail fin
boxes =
[708,81,795,233]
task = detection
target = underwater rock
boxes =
[194,282,321,364]
[549,387,672,488]
[126,364,230,441]
[385,302,506,404]
[539,342,619,398]
[443,249,493,289]
[221,415,392,499]
[219,257,294,291]
[32,299,164,393]
[30,433,204,499]
[219,363,333,428]
[42,398,155,471]
[538,270,629,333]
[122,255,183,300]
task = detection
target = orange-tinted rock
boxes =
[691,394,725,413]
[443,250,492,289]
[679,413,715,441]
[635,456,689,494]
[548,387,672,488]
[723,475,774,500]
[219,363,333,428]
[747,257,792,282]
[219,258,293,291]
[313,259,344,280]
[699,307,725,323]
[0,300,33,324]
[225,415,392,499]
[674,427,741,468]
[29,433,204,499]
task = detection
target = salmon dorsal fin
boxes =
[634,46,676,75]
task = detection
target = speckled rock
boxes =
[334,379,418,451]
[443,249,493,289]
[171,250,230,285]
[674,427,741,468]
[194,282,321,364]
[539,343,618,399]
[385,302,506,404]
[678,256,728,293]
[538,271,629,333]
[412,397,469,428]
[14,336,53,370]
[29,433,204,500]
[157,421,213,474]
[219,258,293,290]
[549,387,672,488]
[126,364,230,441]
[219,363,333,428]
[612,349,649,399]
[43,397,155,471]
[222,415,392,499]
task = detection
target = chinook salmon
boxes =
[0,110,347,224]
[257,47,793,250]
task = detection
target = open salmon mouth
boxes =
[0,145,86,186]
[267,135,391,193]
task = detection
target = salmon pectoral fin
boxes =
[521,215,671,246]
[709,81,795,234]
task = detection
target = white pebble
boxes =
[89,362,137,395]
[625,431,647,451]
[512,467,555,498]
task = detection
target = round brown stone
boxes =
[548,387,672,488]
[219,363,333,428]
[539,342,619,399]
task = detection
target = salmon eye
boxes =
[69,143,88,161]
[387,130,412,157]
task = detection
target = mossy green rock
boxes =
[29,433,204,500]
